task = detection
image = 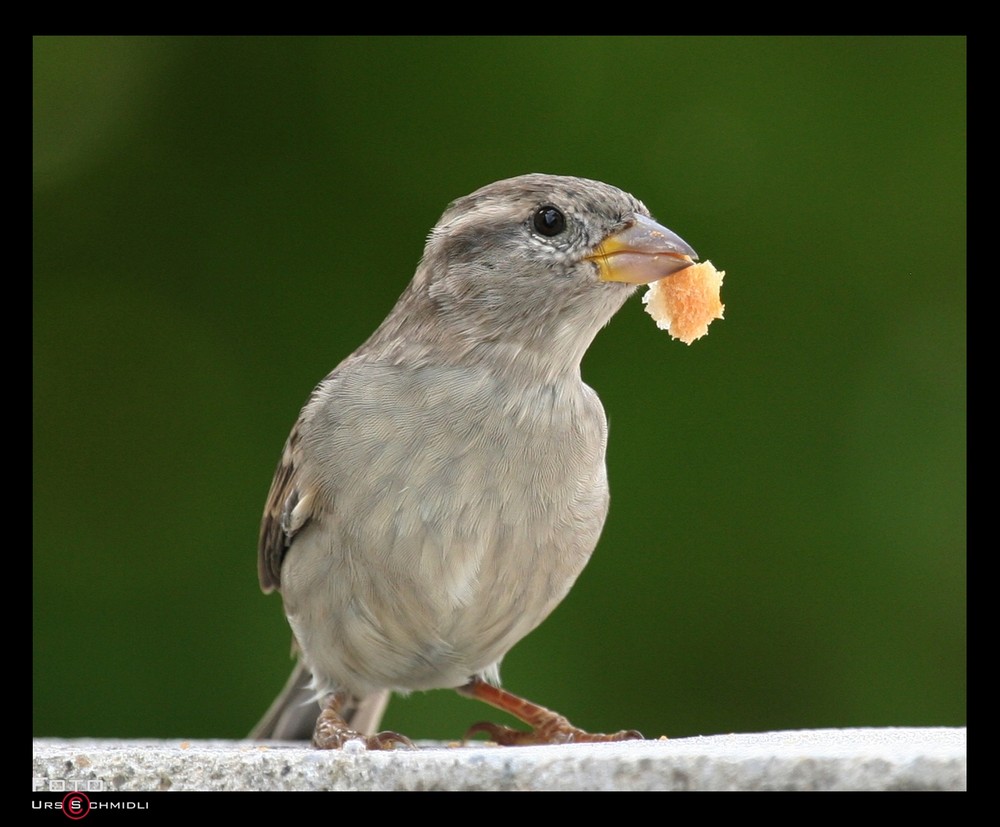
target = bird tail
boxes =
[249,660,390,741]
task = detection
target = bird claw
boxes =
[311,691,415,750]
[457,677,644,746]
[313,719,415,750]
[465,718,644,746]
[314,727,415,750]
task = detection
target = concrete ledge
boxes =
[32,727,966,791]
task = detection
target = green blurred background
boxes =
[33,36,965,741]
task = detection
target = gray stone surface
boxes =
[32,727,966,791]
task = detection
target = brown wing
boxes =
[258,424,314,592]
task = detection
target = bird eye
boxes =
[533,206,566,237]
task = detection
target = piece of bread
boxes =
[642,260,725,345]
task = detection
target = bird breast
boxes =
[279,360,610,696]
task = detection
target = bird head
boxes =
[367,174,697,376]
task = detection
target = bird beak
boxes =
[586,214,699,284]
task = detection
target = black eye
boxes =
[533,206,566,237]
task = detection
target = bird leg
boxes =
[313,691,414,750]
[457,677,644,746]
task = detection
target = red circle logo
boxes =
[62,791,90,820]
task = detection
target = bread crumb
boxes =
[642,260,725,345]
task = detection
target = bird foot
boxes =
[312,695,414,750]
[313,721,414,750]
[457,677,642,746]
[465,716,643,746]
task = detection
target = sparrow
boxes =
[251,174,697,748]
